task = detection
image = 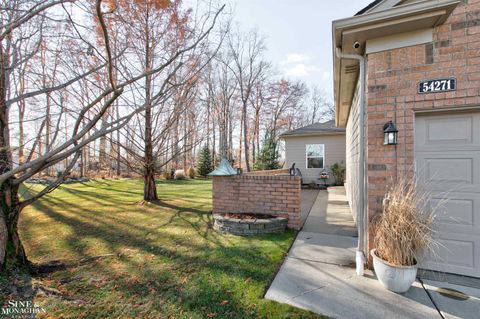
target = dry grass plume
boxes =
[373,177,440,266]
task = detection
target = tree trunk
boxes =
[143,25,157,201]
[253,107,260,165]
[173,112,179,169]
[206,96,211,150]
[80,148,85,178]
[183,113,187,171]
[228,115,233,161]
[252,132,256,165]
[0,180,27,269]
[0,40,28,268]
[242,101,250,171]
[144,102,157,200]
[218,121,226,160]
[0,39,24,269]
[18,71,26,165]
[45,93,51,154]
[239,114,243,168]
[18,104,25,164]
[99,115,107,171]
[212,118,216,166]
[143,162,157,201]
[116,103,121,176]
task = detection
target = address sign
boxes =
[418,78,456,94]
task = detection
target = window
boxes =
[306,144,324,169]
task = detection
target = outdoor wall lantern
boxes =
[383,121,398,145]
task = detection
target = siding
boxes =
[284,134,346,184]
[346,82,361,223]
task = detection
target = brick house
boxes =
[333,0,480,277]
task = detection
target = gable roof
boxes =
[280,120,345,138]
[355,0,436,16]
[332,0,460,128]
[355,0,383,16]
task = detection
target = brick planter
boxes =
[212,174,302,229]
[213,214,288,236]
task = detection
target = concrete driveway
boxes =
[265,187,480,319]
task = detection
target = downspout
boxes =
[335,48,367,276]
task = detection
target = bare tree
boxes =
[265,79,307,137]
[248,59,274,165]
[307,85,334,123]
[205,52,237,161]
[0,0,225,268]
[106,0,225,200]
[227,29,267,171]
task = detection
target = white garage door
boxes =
[415,110,480,278]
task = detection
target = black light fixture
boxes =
[383,121,398,145]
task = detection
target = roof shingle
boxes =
[355,0,383,16]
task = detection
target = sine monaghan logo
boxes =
[1,300,46,318]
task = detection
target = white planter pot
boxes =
[371,249,418,293]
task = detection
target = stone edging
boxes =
[212,214,288,236]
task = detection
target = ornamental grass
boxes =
[373,177,441,266]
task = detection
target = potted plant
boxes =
[330,161,346,186]
[371,178,438,293]
[319,170,329,188]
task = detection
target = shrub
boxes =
[175,170,185,180]
[330,162,346,186]
[187,167,195,179]
[373,178,438,266]
[162,171,172,180]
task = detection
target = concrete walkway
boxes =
[265,187,480,319]
[301,187,356,236]
[300,189,320,226]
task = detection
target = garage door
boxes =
[415,110,480,278]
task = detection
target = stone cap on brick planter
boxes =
[213,175,301,181]
[242,168,290,176]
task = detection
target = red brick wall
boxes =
[366,1,480,234]
[212,175,302,229]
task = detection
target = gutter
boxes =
[280,131,346,139]
[335,48,367,276]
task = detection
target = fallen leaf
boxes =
[220,300,229,305]
[207,313,217,318]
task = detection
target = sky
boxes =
[229,0,373,101]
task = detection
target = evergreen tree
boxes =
[197,146,214,177]
[253,132,280,171]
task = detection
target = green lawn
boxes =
[1,179,322,318]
